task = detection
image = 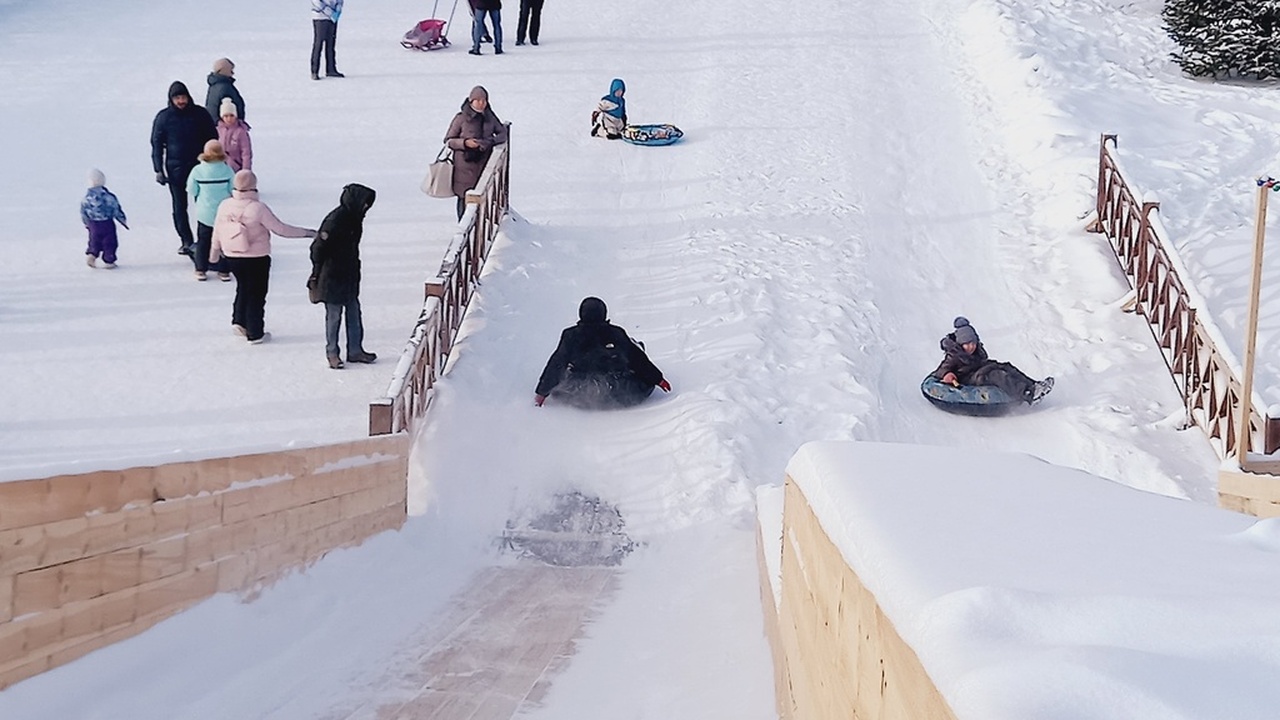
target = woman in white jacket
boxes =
[210,170,315,344]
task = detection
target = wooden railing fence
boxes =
[1091,133,1280,458]
[369,126,512,436]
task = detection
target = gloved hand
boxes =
[534,394,546,407]
[155,171,167,186]
[658,379,671,393]
[306,229,318,238]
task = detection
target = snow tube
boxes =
[549,372,657,410]
[920,376,1022,417]
[622,124,683,146]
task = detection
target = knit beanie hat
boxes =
[212,57,235,76]
[87,168,106,188]
[233,169,258,192]
[199,139,226,163]
[468,85,489,102]
[953,316,979,345]
[218,97,238,118]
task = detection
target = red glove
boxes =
[658,379,671,393]
[534,394,546,407]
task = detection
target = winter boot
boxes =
[1028,377,1055,404]
[347,351,377,364]
[85,255,96,268]
[328,355,345,370]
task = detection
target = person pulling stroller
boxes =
[535,297,671,409]
[930,316,1053,404]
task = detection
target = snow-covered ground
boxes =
[0,0,1271,717]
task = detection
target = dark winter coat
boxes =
[204,72,245,122]
[472,0,502,9]
[444,100,508,199]
[310,184,377,305]
[536,302,665,397]
[930,334,991,384]
[151,81,218,175]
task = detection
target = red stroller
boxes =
[402,0,459,51]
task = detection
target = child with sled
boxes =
[931,316,1053,404]
[591,78,627,140]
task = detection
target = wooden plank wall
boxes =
[772,477,959,720]
[1219,470,1280,518]
[0,434,411,689]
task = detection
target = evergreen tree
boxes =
[1163,0,1280,79]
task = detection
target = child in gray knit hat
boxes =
[931,316,1053,404]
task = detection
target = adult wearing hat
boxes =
[931,316,1053,404]
[443,86,508,220]
[204,57,246,122]
[210,170,316,344]
[151,81,217,256]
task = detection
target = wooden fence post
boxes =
[1237,179,1275,459]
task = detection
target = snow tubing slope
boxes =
[622,124,683,146]
[920,376,1021,417]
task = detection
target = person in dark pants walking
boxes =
[469,0,503,55]
[151,81,217,256]
[210,170,316,344]
[310,0,345,80]
[310,184,378,369]
[515,0,544,46]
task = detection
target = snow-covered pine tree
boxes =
[1163,0,1280,79]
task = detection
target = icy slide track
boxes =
[0,0,1221,716]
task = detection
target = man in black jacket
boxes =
[151,81,217,255]
[535,297,671,408]
[310,184,378,369]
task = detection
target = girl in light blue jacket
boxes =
[186,139,235,280]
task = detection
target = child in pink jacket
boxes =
[216,98,253,172]
[210,170,315,343]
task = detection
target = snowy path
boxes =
[0,0,1226,718]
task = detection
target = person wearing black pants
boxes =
[310,0,345,80]
[516,0,544,46]
[151,81,216,255]
[226,255,272,340]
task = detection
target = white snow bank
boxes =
[755,484,784,608]
[786,441,1280,720]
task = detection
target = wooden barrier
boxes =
[1091,134,1280,459]
[0,434,410,689]
[772,477,958,720]
[369,129,513,436]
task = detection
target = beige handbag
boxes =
[421,146,454,198]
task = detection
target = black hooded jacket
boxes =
[536,298,665,397]
[151,81,217,174]
[310,184,377,304]
[205,72,246,122]
[930,333,991,383]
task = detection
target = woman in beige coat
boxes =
[210,170,315,344]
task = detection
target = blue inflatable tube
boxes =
[622,124,683,146]
[920,375,1021,417]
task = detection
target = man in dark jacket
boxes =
[151,81,217,255]
[204,58,245,121]
[535,297,672,409]
[310,183,377,369]
[931,316,1053,404]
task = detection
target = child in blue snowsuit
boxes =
[591,78,627,139]
[81,169,128,268]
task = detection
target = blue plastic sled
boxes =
[623,124,683,146]
[920,376,1022,417]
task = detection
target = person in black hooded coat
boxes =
[535,297,671,409]
[310,183,377,369]
[151,80,217,255]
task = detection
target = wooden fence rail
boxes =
[1091,134,1280,458]
[368,127,512,436]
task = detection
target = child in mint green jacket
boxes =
[186,139,235,280]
